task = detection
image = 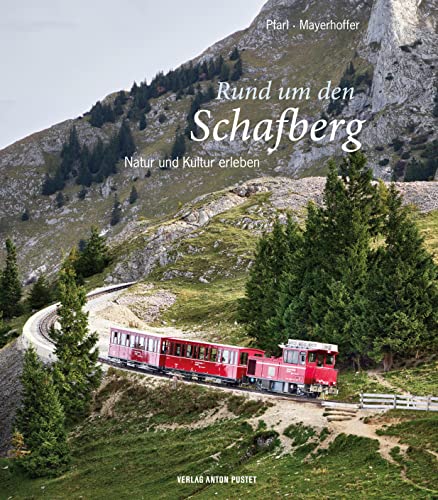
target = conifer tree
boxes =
[51,257,101,422]
[274,152,381,365]
[0,313,11,348]
[138,113,147,131]
[219,62,230,81]
[230,57,243,81]
[229,46,240,61]
[55,192,65,208]
[75,226,110,278]
[171,133,186,160]
[110,195,122,226]
[239,216,302,353]
[129,185,138,204]
[28,274,53,310]
[0,239,22,318]
[15,347,69,477]
[117,120,135,158]
[77,144,92,187]
[365,185,438,370]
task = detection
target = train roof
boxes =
[110,326,166,337]
[110,326,265,352]
[166,336,265,352]
[279,339,338,353]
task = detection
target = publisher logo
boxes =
[176,475,257,484]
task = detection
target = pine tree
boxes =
[138,113,147,131]
[15,347,69,477]
[275,152,381,366]
[56,192,65,208]
[110,196,122,226]
[239,216,302,353]
[0,313,11,348]
[28,274,53,310]
[117,120,135,158]
[0,239,22,318]
[229,46,240,61]
[230,57,243,81]
[219,62,230,81]
[51,258,101,422]
[77,144,92,187]
[129,185,138,204]
[365,185,438,370]
[170,133,186,160]
[75,227,110,278]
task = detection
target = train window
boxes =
[222,350,230,363]
[232,351,237,365]
[240,352,248,366]
[154,339,159,352]
[186,345,192,358]
[130,336,136,348]
[199,347,205,360]
[210,348,218,362]
[112,332,118,344]
[161,341,168,354]
[121,333,126,345]
[317,353,324,367]
[299,352,306,365]
[204,348,210,361]
[125,334,130,347]
[284,350,299,364]
[308,352,316,363]
[325,354,334,365]
[175,344,182,356]
[139,336,145,349]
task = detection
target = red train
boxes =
[108,327,338,397]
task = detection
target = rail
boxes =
[360,393,438,411]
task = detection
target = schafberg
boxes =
[191,107,366,154]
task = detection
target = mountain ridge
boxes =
[0,0,436,281]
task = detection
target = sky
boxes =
[0,0,266,150]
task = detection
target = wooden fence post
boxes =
[393,394,397,409]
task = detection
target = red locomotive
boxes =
[108,327,338,397]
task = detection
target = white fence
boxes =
[360,393,438,411]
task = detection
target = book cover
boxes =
[0,1,437,498]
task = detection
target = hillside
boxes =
[0,0,437,281]
[1,368,437,498]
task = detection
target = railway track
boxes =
[35,282,343,407]
[37,282,135,342]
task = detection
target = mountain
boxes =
[0,0,437,280]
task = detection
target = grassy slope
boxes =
[0,371,436,499]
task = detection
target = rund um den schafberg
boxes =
[190,81,367,154]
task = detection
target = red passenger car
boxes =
[162,337,265,383]
[247,339,338,396]
[108,327,166,371]
[107,327,338,397]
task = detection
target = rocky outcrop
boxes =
[107,176,438,283]
[0,0,436,283]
